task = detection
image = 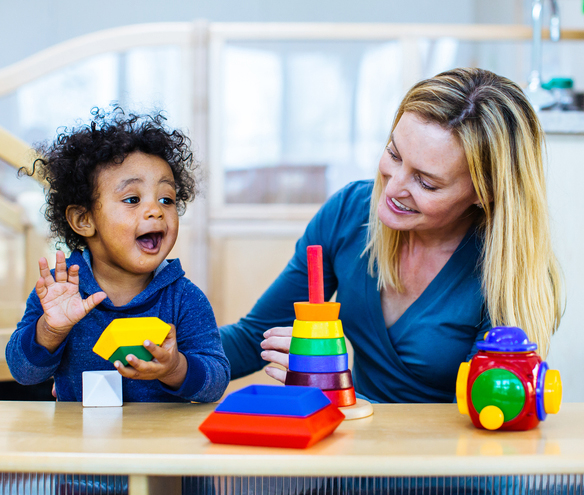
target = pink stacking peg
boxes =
[307,245,324,304]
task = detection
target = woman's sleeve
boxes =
[220,194,342,379]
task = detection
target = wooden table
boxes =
[0,401,583,495]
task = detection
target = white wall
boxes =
[544,134,584,403]
[545,0,584,404]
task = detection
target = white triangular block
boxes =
[82,371,123,407]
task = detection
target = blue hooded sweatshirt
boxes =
[6,249,230,403]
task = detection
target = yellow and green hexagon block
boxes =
[93,317,171,366]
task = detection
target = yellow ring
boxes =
[456,362,471,415]
[544,369,562,414]
[292,319,344,339]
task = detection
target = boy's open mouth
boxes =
[136,232,163,252]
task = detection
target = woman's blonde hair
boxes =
[366,67,563,356]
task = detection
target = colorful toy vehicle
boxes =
[456,326,562,431]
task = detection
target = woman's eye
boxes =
[122,197,140,204]
[159,197,175,205]
[386,146,400,162]
[416,175,437,191]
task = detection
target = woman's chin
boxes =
[377,205,414,230]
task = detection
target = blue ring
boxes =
[535,361,549,421]
[288,353,349,373]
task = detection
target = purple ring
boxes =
[285,369,353,390]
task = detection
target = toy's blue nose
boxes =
[477,326,538,352]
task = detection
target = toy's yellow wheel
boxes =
[544,369,562,414]
[479,405,504,430]
[456,362,470,415]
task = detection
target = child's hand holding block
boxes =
[93,317,171,366]
[82,371,123,407]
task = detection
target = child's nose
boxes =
[144,200,164,218]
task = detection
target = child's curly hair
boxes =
[25,108,198,252]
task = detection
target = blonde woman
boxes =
[220,67,563,404]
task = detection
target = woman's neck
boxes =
[403,211,477,255]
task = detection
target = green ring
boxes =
[290,337,347,356]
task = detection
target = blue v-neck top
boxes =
[220,180,491,403]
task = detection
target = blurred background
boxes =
[0,0,583,400]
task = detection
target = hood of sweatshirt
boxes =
[67,249,185,313]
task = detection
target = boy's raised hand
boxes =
[114,324,188,390]
[35,250,107,352]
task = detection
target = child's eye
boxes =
[122,197,140,204]
[159,197,175,205]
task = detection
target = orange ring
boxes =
[323,387,356,407]
[294,302,341,321]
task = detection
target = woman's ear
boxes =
[66,205,95,238]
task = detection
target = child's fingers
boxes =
[160,324,177,349]
[35,277,48,300]
[114,357,156,379]
[67,264,80,286]
[54,251,69,283]
[114,360,139,379]
[37,257,55,286]
[83,291,107,313]
[144,340,168,362]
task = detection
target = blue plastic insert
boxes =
[215,384,331,417]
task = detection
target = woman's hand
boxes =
[114,324,188,390]
[35,251,106,352]
[261,326,292,383]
